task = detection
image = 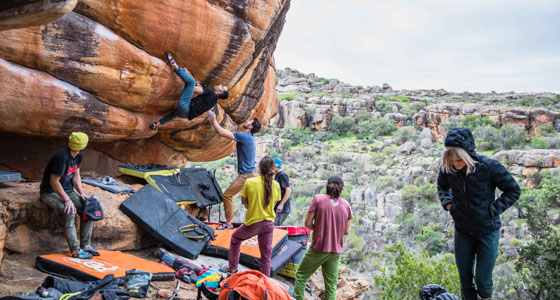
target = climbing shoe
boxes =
[216,223,234,230]
[83,245,100,256]
[72,249,93,259]
[166,52,177,67]
[150,121,159,131]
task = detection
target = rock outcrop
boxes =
[271,68,560,139]
[414,103,560,139]
[0,0,77,31]
[0,181,154,254]
[0,0,290,179]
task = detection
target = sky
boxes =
[274,0,560,93]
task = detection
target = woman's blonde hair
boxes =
[442,147,477,174]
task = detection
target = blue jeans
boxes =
[160,68,195,125]
[454,228,500,300]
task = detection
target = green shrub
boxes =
[371,118,398,136]
[313,77,331,84]
[401,184,422,213]
[500,124,527,150]
[375,100,394,115]
[416,226,445,256]
[473,125,501,151]
[329,114,355,137]
[393,127,419,144]
[374,243,461,300]
[530,136,550,149]
[278,92,296,101]
[458,115,499,130]
[401,102,427,117]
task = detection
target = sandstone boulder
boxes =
[1,181,154,255]
[0,0,77,31]
[0,0,290,178]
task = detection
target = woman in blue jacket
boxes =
[437,127,520,300]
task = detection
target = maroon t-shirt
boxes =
[308,194,353,253]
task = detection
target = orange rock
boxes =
[0,0,77,31]
[0,0,290,176]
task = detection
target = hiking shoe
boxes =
[72,249,93,259]
[165,52,177,67]
[83,246,100,256]
[216,223,233,230]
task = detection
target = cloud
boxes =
[274,0,560,92]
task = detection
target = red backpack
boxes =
[218,270,292,300]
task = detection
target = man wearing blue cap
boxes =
[273,157,291,226]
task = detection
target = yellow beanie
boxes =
[68,132,89,151]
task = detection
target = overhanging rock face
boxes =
[0,0,288,177]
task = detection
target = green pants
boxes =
[293,247,341,300]
[40,191,93,253]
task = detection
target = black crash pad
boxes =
[149,168,223,207]
[119,185,215,259]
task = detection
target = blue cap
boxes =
[273,157,282,169]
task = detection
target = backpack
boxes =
[218,270,291,300]
[81,196,104,221]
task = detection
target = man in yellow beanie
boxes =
[39,132,99,259]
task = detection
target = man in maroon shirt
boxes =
[293,175,353,300]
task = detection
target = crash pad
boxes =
[276,226,311,278]
[0,170,21,182]
[120,185,215,260]
[82,178,134,194]
[119,165,222,207]
[202,224,295,275]
[35,250,174,281]
[149,168,223,207]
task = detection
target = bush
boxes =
[400,102,427,117]
[371,118,398,136]
[375,99,394,115]
[329,114,355,137]
[416,226,445,256]
[393,127,419,144]
[530,136,550,149]
[281,127,313,146]
[374,243,461,300]
[401,184,422,213]
[458,115,499,130]
[278,92,296,101]
[473,125,501,151]
[313,77,330,84]
[500,124,527,150]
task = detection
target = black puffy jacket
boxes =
[437,127,521,235]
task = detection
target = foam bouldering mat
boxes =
[120,185,215,259]
[201,224,291,275]
[35,250,174,281]
[269,240,304,276]
[0,171,21,182]
[149,168,223,207]
[118,165,222,207]
[82,178,134,194]
[276,226,310,278]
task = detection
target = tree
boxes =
[374,243,461,300]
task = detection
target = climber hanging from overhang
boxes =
[150,52,229,131]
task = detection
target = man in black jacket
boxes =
[150,52,229,130]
